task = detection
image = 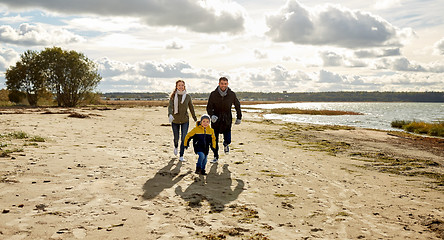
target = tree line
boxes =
[102,91,444,102]
[5,47,101,107]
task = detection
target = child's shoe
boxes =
[179,156,185,162]
[211,158,218,163]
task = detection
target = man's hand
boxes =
[235,119,241,125]
[211,115,218,123]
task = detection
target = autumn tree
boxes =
[6,50,45,106]
[5,47,101,107]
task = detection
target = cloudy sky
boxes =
[1,0,443,93]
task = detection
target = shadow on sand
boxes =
[142,158,191,200]
[175,163,244,213]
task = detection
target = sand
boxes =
[1,106,443,239]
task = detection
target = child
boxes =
[184,114,216,175]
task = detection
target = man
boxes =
[206,77,242,163]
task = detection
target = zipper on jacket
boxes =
[203,128,207,146]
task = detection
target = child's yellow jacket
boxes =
[184,121,216,155]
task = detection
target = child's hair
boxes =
[170,80,186,100]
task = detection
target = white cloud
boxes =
[0,0,247,34]
[434,37,444,55]
[208,44,231,54]
[165,38,186,50]
[266,0,413,48]
[95,57,218,92]
[0,13,31,23]
[319,69,345,83]
[0,23,84,46]
[319,51,343,66]
[253,49,268,59]
[368,72,444,91]
[318,50,369,68]
[354,48,401,58]
[96,58,136,78]
[227,65,313,92]
[373,0,401,10]
[65,17,143,33]
[0,47,19,70]
[0,47,19,89]
[374,57,444,73]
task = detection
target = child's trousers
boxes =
[196,152,208,171]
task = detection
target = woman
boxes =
[168,80,197,161]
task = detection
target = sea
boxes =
[244,102,444,131]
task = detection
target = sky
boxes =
[0,0,443,93]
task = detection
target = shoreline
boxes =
[1,106,443,239]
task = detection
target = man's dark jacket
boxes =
[206,87,242,133]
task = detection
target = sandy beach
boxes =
[1,106,443,239]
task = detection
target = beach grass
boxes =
[269,108,362,115]
[1,131,28,139]
[0,131,45,157]
[391,120,444,137]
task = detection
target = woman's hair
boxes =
[170,80,186,100]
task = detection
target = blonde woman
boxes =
[168,80,197,161]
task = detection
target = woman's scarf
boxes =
[218,86,228,97]
[174,90,186,114]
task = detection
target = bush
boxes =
[7,90,26,104]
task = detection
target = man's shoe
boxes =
[224,145,229,154]
[174,148,178,156]
[179,156,185,162]
[195,168,201,174]
[200,170,207,175]
[211,158,218,163]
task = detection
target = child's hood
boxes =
[195,121,209,130]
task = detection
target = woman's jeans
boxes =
[171,122,189,157]
[196,152,208,171]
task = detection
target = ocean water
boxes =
[245,102,444,131]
